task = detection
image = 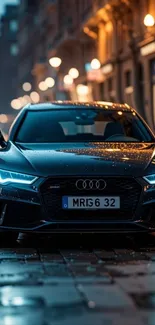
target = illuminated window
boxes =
[10,20,18,32]
[10,44,19,56]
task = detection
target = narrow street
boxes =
[0,234,155,324]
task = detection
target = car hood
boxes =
[2,142,155,177]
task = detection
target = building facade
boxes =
[17,0,40,96]
[17,0,155,131]
[0,4,19,134]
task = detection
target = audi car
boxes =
[0,101,155,241]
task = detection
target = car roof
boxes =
[24,101,134,112]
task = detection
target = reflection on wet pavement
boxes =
[0,233,154,324]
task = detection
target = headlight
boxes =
[0,169,38,185]
[143,174,155,185]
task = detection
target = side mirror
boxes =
[0,131,7,148]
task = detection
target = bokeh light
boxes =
[49,57,62,68]
[11,99,22,110]
[63,75,73,85]
[91,58,101,70]
[144,14,155,27]
[23,95,31,104]
[22,82,32,92]
[38,81,48,91]
[0,114,8,123]
[45,77,55,88]
[76,84,89,95]
[30,91,40,103]
[68,68,79,79]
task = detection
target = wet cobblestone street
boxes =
[0,233,155,324]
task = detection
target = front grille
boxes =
[40,177,142,221]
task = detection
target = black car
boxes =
[0,101,155,241]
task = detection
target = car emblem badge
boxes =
[75,179,106,190]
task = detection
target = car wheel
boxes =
[0,232,19,244]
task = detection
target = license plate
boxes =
[62,196,120,210]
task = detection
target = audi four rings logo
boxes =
[76,179,107,190]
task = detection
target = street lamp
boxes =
[91,58,101,70]
[68,68,79,79]
[144,14,155,27]
[49,57,62,68]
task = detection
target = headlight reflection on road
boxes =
[0,295,45,325]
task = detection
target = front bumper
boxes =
[0,220,154,234]
[0,176,155,233]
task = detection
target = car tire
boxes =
[0,232,19,244]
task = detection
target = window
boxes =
[125,70,134,107]
[10,44,19,56]
[125,70,132,87]
[19,26,28,47]
[15,109,153,143]
[108,78,113,91]
[10,20,18,32]
[99,82,105,100]
[105,22,113,59]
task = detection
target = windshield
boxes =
[15,108,153,143]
